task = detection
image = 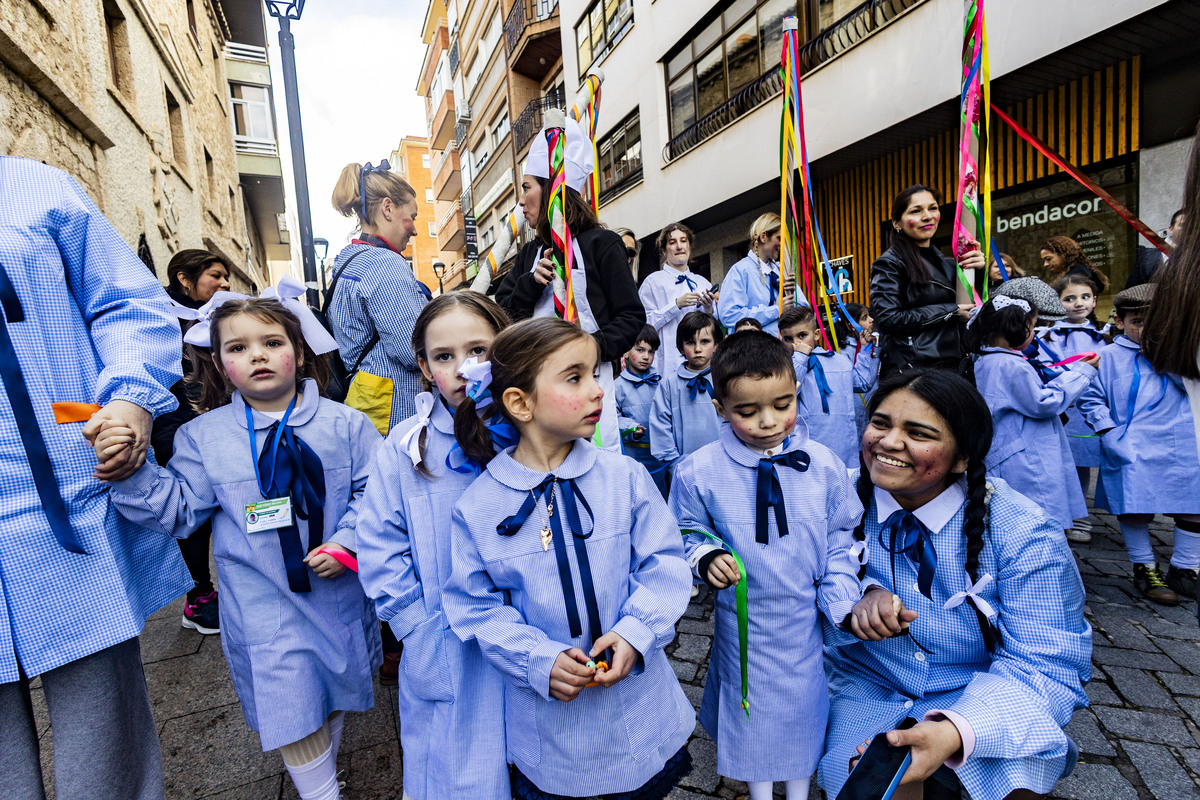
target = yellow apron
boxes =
[345,370,394,436]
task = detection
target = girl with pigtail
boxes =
[355,293,514,800]
[441,317,696,800]
[818,369,1091,800]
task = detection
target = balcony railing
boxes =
[512,88,566,155]
[437,199,462,233]
[448,38,461,76]
[235,136,279,157]
[454,122,468,148]
[461,187,473,217]
[663,69,781,163]
[433,141,456,175]
[504,0,558,55]
[801,0,924,71]
[224,42,268,64]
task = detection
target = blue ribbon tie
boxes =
[754,450,811,545]
[879,510,939,601]
[768,271,780,304]
[675,273,697,291]
[629,373,660,389]
[686,369,712,401]
[446,418,520,475]
[808,354,833,413]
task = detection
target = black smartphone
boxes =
[836,717,918,800]
[707,282,720,294]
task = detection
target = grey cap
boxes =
[993,277,1066,322]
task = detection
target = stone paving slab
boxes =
[33,509,1200,799]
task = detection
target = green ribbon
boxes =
[683,528,750,718]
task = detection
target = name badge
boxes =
[245,497,293,533]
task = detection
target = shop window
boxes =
[575,0,632,78]
[598,110,642,204]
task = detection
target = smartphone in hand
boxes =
[836,717,917,800]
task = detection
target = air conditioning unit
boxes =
[456,103,472,123]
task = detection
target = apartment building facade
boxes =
[556,0,1199,305]
[390,134,459,292]
[1,0,292,292]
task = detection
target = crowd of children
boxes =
[84,256,1199,800]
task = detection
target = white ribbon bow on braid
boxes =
[942,572,998,620]
[174,277,338,354]
[458,357,493,403]
[849,540,869,566]
[992,295,1031,314]
[397,392,435,467]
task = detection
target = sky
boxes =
[266,1,428,267]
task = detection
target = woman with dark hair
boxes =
[818,369,1090,800]
[494,115,646,452]
[152,248,232,634]
[1039,236,1110,293]
[869,186,986,376]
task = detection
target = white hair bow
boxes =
[396,392,435,467]
[174,277,338,355]
[849,540,869,566]
[992,295,1031,314]
[175,290,251,348]
[942,572,997,620]
[458,357,493,402]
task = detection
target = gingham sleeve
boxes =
[109,424,219,539]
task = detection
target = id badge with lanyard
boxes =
[244,395,296,533]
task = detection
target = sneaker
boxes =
[182,591,220,634]
[1066,528,1092,543]
[1133,563,1179,606]
[1166,566,1198,599]
[690,584,700,599]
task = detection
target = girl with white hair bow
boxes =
[494,115,647,453]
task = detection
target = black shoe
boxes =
[1134,563,1179,606]
[1166,566,1198,599]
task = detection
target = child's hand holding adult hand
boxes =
[549,648,595,702]
[590,632,636,688]
[91,425,136,474]
[706,553,740,588]
[849,589,918,641]
[304,543,351,579]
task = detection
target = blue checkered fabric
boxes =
[0,156,189,680]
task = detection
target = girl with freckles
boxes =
[818,369,1091,800]
[96,295,383,800]
[442,318,696,800]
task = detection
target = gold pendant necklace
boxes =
[523,463,556,552]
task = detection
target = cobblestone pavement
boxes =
[31,507,1200,799]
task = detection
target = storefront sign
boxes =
[464,215,478,261]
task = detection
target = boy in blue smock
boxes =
[781,307,875,467]
[670,331,865,800]
[650,311,724,471]
[617,324,668,498]
[1079,283,1200,605]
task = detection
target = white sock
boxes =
[285,744,341,800]
[1119,518,1154,565]
[328,711,345,758]
[748,780,774,800]
[1171,526,1200,570]
[785,778,811,800]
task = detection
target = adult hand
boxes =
[590,632,637,687]
[1080,353,1101,368]
[957,304,976,320]
[533,257,555,286]
[848,589,918,641]
[706,553,741,589]
[549,648,595,702]
[83,400,153,481]
[699,289,717,309]
[959,247,986,273]
[676,292,703,309]
[860,720,963,784]
[781,290,795,308]
[305,543,350,579]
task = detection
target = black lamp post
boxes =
[265,0,318,307]
[432,261,446,295]
[313,237,329,296]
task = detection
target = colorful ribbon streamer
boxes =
[684,529,749,718]
[952,0,987,306]
[991,104,1171,256]
[571,70,604,215]
[543,109,578,324]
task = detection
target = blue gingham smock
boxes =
[355,395,509,800]
[1037,322,1110,469]
[819,477,1092,799]
[1077,337,1200,515]
[0,156,189,680]
[616,367,667,492]
[442,441,695,797]
[109,382,383,750]
[672,423,863,782]
[974,347,1096,528]
[794,347,875,467]
[649,364,722,466]
[328,242,428,430]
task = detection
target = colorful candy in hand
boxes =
[584,660,609,688]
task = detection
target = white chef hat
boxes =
[523,111,594,193]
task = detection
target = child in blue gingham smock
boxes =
[671,331,865,800]
[650,311,724,471]
[355,293,512,800]
[819,368,1090,800]
[102,293,382,800]
[442,318,695,800]
[616,324,668,498]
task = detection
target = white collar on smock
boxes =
[873,479,967,534]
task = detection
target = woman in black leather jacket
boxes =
[869,185,985,376]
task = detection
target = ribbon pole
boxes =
[544,108,577,324]
[952,0,985,306]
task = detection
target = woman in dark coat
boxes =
[869,185,985,376]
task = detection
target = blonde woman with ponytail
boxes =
[328,160,431,436]
[717,213,808,336]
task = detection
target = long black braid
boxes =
[854,368,1000,652]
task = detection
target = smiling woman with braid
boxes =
[817,369,1091,800]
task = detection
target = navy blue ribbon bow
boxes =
[686,368,712,400]
[675,273,697,291]
[249,402,327,594]
[446,418,520,475]
[359,160,391,219]
[879,510,939,601]
[627,373,661,389]
[0,264,84,554]
[808,354,833,413]
[497,476,606,661]
[767,270,780,304]
[754,450,811,544]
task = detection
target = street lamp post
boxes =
[265,0,319,308]
[432,261,446,296]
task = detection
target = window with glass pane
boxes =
[576,23,591,70]
[758,0,794,75]
[818,0,861,33]
[695,47,726,119]
[230,83,272,140]
[597,112,642,202]
[726,16,760,92]
[668,73,696,135]
[575,0,634,77]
